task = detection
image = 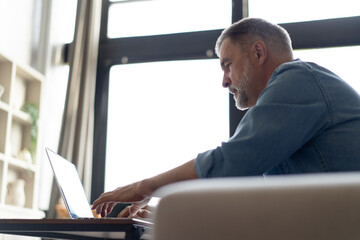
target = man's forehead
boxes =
[219,39,235,62]
[219,38,232,55]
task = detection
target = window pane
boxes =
[249,0,359,23]
[294,46,360,93]
[105,59,229,191]
[108,0,232,38]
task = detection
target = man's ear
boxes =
[252,40,267,65]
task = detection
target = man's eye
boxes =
[225,63,231,70]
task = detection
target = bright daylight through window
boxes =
[105,60,229,191]
[104,0,232,191]
[108,0,231,38]
[249,0,359,23]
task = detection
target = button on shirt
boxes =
[195,59,360,178]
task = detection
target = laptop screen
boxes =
[46,148,94,219]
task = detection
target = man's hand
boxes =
[118,205,153,218]
[91,159,198,218]
[91,181,151,218]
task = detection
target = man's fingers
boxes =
[136,209,151,218]
[94,204,100,214]
[92,191,113,209]
[103,202,116,217]
[116,204,141,218]
[117,206,131,218]
[99,203,107,218]
[129,198,151,216]
[110,202,117,212]
[94,202,116,217]
[92,183,151,218]
[129,204,142,217]
[117,205,152,219]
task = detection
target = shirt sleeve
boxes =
[195,61,332,178]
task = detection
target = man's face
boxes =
[219,38,254,110]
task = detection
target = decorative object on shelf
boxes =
[18,148,32,164]
[11,124,22,157]
[13,77,26,110]
[6,168,17,183]
[6,178,26,207]
[21,103,39,160]
[0,84,4,100]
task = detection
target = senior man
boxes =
[92,18,360,218]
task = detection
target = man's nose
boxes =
[222,74,231,88]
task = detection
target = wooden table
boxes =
[0,218,152,240]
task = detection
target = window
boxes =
[92,0,235,200]
[92,0,360,201]
[105,59,229,190]
[249,0,359,23]
[103,0,232,190]
[108,0,232,38]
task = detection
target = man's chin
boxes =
[234,98,249,111]
[236,105,249,111]
[235,102,249,111]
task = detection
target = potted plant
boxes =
[21,103,39,161]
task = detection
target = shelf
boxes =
[0,53,11,63]
[6,164,35,209]
[12,76,41,111]
[10,122,32,159]
[11,62,43,112]
[12,108,32,125]
[0,205,44,219]
[16,64,44,83]
[0,52,43,218]
[0,101,9,112]
[8,158,36,172]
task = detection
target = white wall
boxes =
[0,0,35,65]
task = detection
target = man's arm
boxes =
[92,159,198,217]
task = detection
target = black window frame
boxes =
[91,0,360,201]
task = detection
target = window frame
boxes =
[91,0,360,201]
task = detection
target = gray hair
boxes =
[215,18,293,58]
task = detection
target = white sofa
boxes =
[150,173,360,240]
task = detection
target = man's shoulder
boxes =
[272,59,337,79]
[272,59,312,76]
[266,59,316,89]
[268,58,342,89]
[258,59,329,104]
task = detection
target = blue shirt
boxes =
[195,59,360,177]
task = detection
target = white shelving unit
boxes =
[0,53,44,219]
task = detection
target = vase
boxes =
[7,179,26,207]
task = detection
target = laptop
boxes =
[46,147,154,222]
[46,147,96,219]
